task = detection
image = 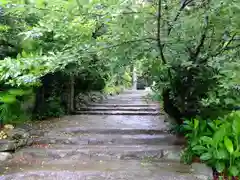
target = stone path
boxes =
[0,90,208,180]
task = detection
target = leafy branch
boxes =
[18,4,155,18]
[157,0,166,64]
[167,0,194,36]
[200,33,238,62]
[191,15,209,62]
[156,0,193,82]
[61,37,156,54]
[157,0,194,65]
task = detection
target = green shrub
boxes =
[34,95,65,120]
[154,61,239,125]
[103,85,123,95]
[0,88,33,125]
[182,111,240,177]
[122,71,132,88]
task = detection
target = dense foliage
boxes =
[0,0,239,123]
[182,112,240,177]
[0,0,138,123]
[150,0,240,123]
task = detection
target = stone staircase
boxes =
[74,104,161,115]
[0,90,208,180]
[75,90,161,115]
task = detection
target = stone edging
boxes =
[191,163,213,180]
[0,125,33,162]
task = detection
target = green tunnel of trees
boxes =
[0,0,239,126]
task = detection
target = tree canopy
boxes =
[0,0,239,123]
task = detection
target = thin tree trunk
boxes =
[69,75,75,113]
[0,118,3,128]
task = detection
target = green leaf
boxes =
[200,136,213,145]
[194,119,199,129]
[8,89,26,96]
[215,161,225,173]
[182,124,192,131]
[200,152,212,161]
[192,145,207,152]
[213,129,225,146]
[233,151,240,158]
[190,140,199,147]
[229,166,239,176]
[0,95,16,104]
[208,122,216,131]
[232,116,240,135]
[224,137,234,154]
[0,0,8,5]
[214,149,229,160]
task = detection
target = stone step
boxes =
[0,171,203,180]
[120,89,149,93]
[42,160,190,171]
[1,160,204,180]
[78,106,159,111]
[46,128,168,135]
[30,115,167,132]
[32,134,185,146]
[105,97,145,100]
[74,110,161,115]
[31,129,170,140]
[111,91,148,96]
[15,160,192,172]
[100,100,147,104]
[14,144,182,161]
[87,103,158,107]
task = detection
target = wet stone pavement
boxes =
[0,90,208,180]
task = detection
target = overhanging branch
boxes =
[157,0,173,82]
[161,0,194,50]
[76,37,157,54]
[200,33,238,63]
[167,0,194,36]
[193,15,209,61]
[157,0,167,64]
[217,33,237,54]
[97,37,156,50]
[224,43,240,50]
[19,4,155,18]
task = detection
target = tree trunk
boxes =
[68,75,75,114]
[0,118,3,129]
[162,88,183,125]
[32,86,45,115]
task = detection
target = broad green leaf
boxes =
[224,137,234,154]
[192,145,207,152]
[8,89,26,96]
[0,95,16,104]
[233,151,240,158]
[194,119,199,129]
[200,136,213,145]
[232,117,240,135]
[229,166,239,176]
[215,161,225,173]
[213,129,225,146]
[214,149,229,160]
[208,122,216,131]
[182,124,192,131]
[200,152,212,161]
